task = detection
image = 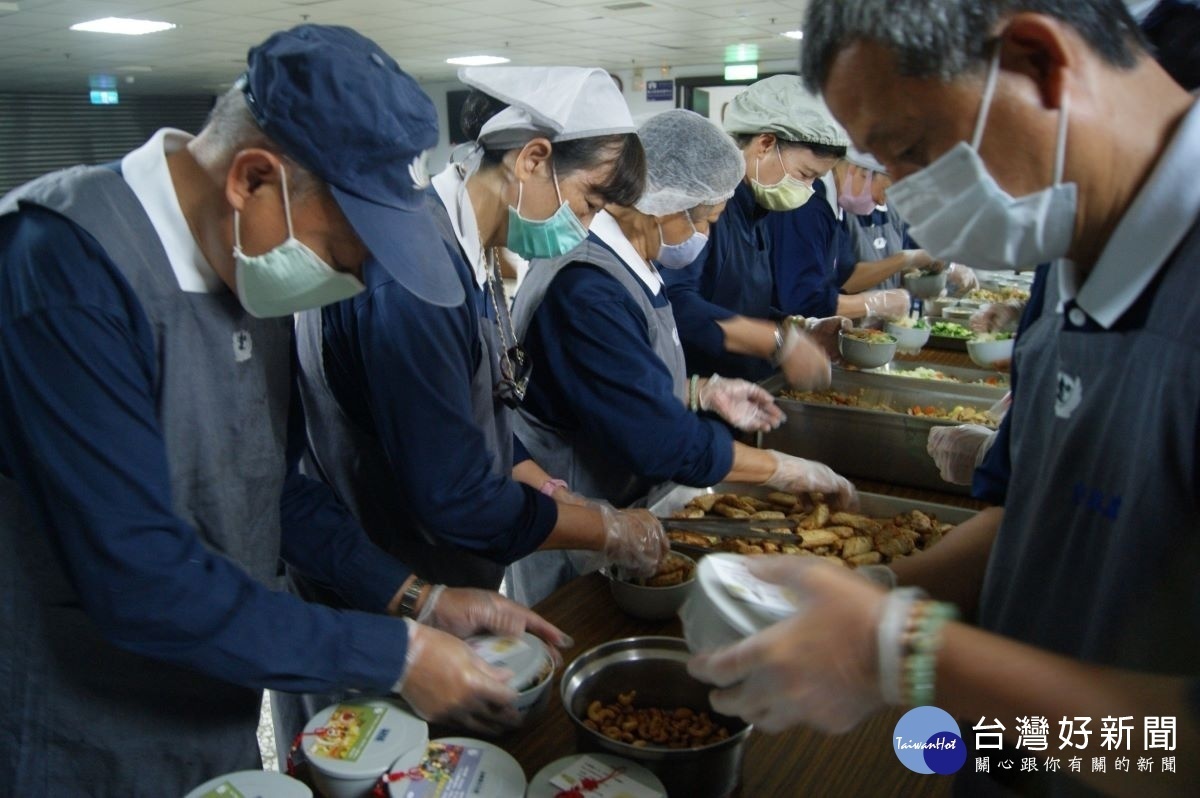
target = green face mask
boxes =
[506,166,589,260]
[750,145,815,212]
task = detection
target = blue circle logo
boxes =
[892,706,967,775]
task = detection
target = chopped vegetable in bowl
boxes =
[843,328,897,345]
[929,321,973,339]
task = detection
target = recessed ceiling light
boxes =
[446,55,511,66]
[782,30,804,40]
[71,17,176,35]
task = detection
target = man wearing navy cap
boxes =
[0,25,565,795]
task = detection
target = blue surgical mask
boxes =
[505,166,589,259]
[654,213,708,269]
[233,168,364,318]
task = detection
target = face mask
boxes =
[233,168,365,318]
[750,145,815,211]
[838,167,877,216]
[886,46,1077,270]
[654,213,708,269]
[505,165,589,260]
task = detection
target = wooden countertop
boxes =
[447,572,955,797]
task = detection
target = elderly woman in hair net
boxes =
[505,109,857,607]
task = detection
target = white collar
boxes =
[432,163,487,288]
[1058,98,1200,327]
[121,128,222,293]
[590,210,663,295]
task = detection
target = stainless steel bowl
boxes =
[560,637,751,798]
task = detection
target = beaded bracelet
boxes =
[877,587,927,706]
[902,601,957,707]
[689,373,701,412]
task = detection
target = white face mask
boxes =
[655,212,708,269]
[233,167,366,319]
[886,46,1077,270]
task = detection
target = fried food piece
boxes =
[798,503,830,530]
[840,536,874,558]
[766,491,800,508]
[689,493,724,512]
[712,504,751,519]
[830,512,881,534]
[750,510,787,521]
[672,507,706,519]
[847,551,883,566]
[798,529,839,548]
[742,497,775,512]
[823,525,856,539]
[667,531,714,548]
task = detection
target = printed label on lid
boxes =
[198,783,246,798]
[309,704,387,763]
[468,634,531,667]
[391,741,486,797]
[710,556,798,619]
[549,755,664,798]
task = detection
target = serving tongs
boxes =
[658,516,799,544]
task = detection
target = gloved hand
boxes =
[416,585,572,657]
[600,505,668,578]
[970,300,1024,334]
[945,263,979,296]
[800,316,852,361]
[764,450,858,509]
[902,250,937,272]
[396,618,521,735]
[551,486,592,507]
[926,424,996,485]
[862,289,912,321]
[857,564,898,590]
[687,557,887,734]
[699,374,786,432]
[777,327,832,390]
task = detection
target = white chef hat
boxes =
[458,66,636,150]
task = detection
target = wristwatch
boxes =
[397,577,429,618]
[770,322,787,366]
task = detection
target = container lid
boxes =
[184,770,312,798]
[696,554,801,638]
[302,698,428,780]
[527,753,667,798]
[466,632,551,693]
[385,736,526,797]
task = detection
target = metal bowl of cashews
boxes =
[560,636,751,798]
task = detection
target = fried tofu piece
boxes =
[672,507,706,519]
[750,510,787,521]
[689,493,724,512]
[798,529,840,548]
[712,504,750,519]
[798,503,831,530]
[742,497,775,512]
[840,536,873,558]
[766,491,800,508]
[847,552,883,566]
[830,512,881,534]
[823,525,856,539]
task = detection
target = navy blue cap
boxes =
[244,24,464,307]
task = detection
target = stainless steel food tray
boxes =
[649,483,977,556]
[755,372,998,495]
[840,362,1008,399]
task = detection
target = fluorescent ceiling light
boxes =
[71,17,176,35]
[782,30,804,40]
[724,43,759,63]
[446,55,510,66]
[725,64,758,81]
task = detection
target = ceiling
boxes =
[0,0,809,94]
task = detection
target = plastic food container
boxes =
[680,554,801,653]
[385,737,526,797]
[301,698,428,798]
[466,632,555,717]
[184,770,312,798]
[526,753,667,798]
[967,337,1015,369]
[606,552,697,621]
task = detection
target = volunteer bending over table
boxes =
[662,76,853,385]
[506,109,857,607]
[296,66,664,594]
[284,65,665,744]
[0,26,566,796]
[690,2,1200,794]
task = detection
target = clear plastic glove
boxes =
[969,300,1024,334]
[600,505,668,578]
[862,289,912,321]
[800,316,852,362]
[551,486,592,507]
[903,250,937,272]
[416,585,572,657]
[857,564,898,590]
[926,424,996,485]
[764,450,858,509]
[687,557,886,734]
[945,263,979,296]
[396,618,521,735]
[777,327,832,390]
[699,374,786,432]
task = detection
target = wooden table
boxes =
[439,572,955,798]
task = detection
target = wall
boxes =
[418,57,799,172]
[0,93,214,193]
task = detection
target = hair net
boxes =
[634,109,746,216]
[722,75,848,148]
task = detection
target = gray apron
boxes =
[0,166,292,796]
[844,209,906,290]
[504,239,688,606]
